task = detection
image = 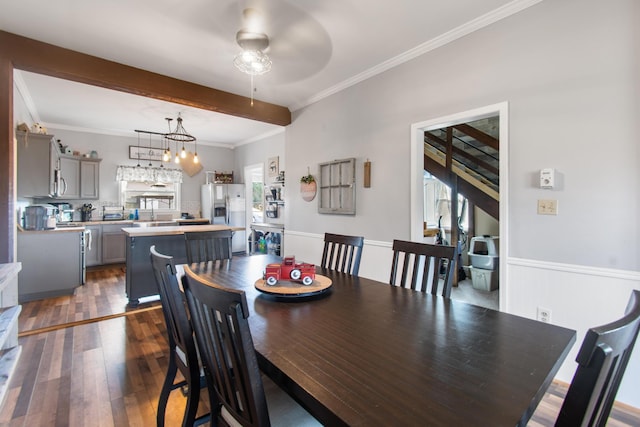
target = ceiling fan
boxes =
[227,2,332,94]
[233,8,272,76]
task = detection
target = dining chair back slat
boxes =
[150,246,209,427]
[181,266,270,426]
[555,289,640,427]
[389,239,457,298]
[184,230,233,264]
[321,233,364,276]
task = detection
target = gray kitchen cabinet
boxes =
[59,155,101,200]
[17,230,82,302]
[101,224,126,264]
[16,131,57,197]
[80,160,100,199]
[59,156,80,199]
[85,223,126,266]
[85,225,102,267]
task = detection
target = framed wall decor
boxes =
[318,157,356,215]
[129,145,163,162]
[268,156,279,177]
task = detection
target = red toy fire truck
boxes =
[264,256,316,286]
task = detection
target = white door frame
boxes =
[410,102,509,311]
[244,163,264,253]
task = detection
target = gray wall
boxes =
[234,131,285,184]
[286,0,639,271]
[272,0,640,406]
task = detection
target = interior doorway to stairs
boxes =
[410,102,509,312]
[244,163,264,252]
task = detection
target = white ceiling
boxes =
[1,0,535,147]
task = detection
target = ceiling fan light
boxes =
[242,50,256,62]
[234,50,272,76]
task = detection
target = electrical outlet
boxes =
[537,199,558,215]
[537,307,552,323]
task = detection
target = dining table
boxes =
[186,254,576,426]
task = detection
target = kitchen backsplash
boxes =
[18,198,204,223]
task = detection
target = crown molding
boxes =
[13,70,41,124]
[291,0,544,111]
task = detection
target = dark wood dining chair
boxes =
[555,289,640,427]
[149,246,209,427]
[181,266,321,427]
[389,239,457,298]
[321,232,364,276]
[184,229,233,264]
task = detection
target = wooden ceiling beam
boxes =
[0,30,291,126]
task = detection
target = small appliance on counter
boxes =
[49,202,74,223]
[24,204,57,230]
[102,206,125,221]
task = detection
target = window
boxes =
[423,172,468,232]
[120,181,180,211]
[252,181,264,223]
[116,166,182,216]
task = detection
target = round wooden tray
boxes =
[255,274,332,298]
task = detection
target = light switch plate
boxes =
[537,199,558,215]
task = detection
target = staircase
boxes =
[423,117,499,220]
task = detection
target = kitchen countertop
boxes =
[173,218,210,224]
[18,226,86,233]
[58,220,135,227]
[250,222,284,229]
[122,224,243,237]
[19,218,213,233]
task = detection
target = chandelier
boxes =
[134,113,199,165]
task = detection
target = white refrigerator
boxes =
[201,183,246,253]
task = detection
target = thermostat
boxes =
[540,168,555,189]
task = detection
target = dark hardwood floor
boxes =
[2,263,638,426]
[18,264,160,336]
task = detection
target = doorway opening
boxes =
[244,163,264,252]
[411,102,508,311]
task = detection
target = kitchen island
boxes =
[123,224,241,306]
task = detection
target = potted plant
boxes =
[300,168,317,202]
